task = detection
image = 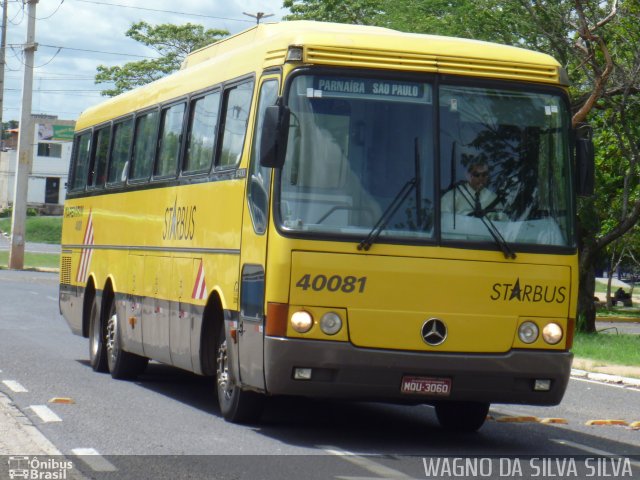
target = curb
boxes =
[0,392,62,455]
[571,368,640,387]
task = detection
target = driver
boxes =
[441,160,499,217]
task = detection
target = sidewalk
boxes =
[0,392,61,455]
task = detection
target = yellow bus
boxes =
[59,21,594,431]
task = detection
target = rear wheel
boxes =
[216,323,264,423]
[105,297,148,379]
[435,401,489,432]
[88,295,108,372]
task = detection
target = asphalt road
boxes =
[0,270,639,479]
[0,235,61,254]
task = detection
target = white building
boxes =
[0,117,75,214]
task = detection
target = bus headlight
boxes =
[320,312,342,335]
[542,323,563,345]
[518,321,539,344]
[291,311,313,333]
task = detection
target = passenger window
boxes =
[90,126,111,188]
[70,132,91,190]
[108,118,133,184]
[155,103,185,178]
[130,110,159,181]
[218,81,254,168]
[184,92,220,173]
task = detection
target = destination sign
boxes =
[307,77,432,103]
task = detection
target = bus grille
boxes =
[60,256,72,285]
[304,46,559,84]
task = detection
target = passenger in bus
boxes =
[441,160,500,217]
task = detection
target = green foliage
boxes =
[0,252,60,270]
[573,332,640,367]
[0,216,62,244]
[283,0,384,24]
[95,22,228,96]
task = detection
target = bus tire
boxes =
[105,297,148,380]
[88,295,108,373]
[435,401,489,432]
[215,323,264,423]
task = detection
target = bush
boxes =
[1,206,39,217]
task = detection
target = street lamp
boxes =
[243,11,274,24]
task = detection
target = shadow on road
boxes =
[78,361,640,458]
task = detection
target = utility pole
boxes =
[0,1,9,150]
[242,11,274,24]
[9,0,38,270]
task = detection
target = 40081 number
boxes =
[295,274,367,293]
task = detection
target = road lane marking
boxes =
[572,377,640,391]
[321,445,415,479]
[551,439,640,469]
[2,380,28,393]
[71,448,117,472]
[46,296,58,302]
[30,405,62,423]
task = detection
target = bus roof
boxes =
[77,21,564,131]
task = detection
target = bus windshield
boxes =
[277,73,574,250]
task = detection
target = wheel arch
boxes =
[81,276,97,338]
[199,290,225,376]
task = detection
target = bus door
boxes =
[237,77,279,390]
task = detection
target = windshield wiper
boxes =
[455,187,517,259]
[358,138,422,251]
[358,177,416,251]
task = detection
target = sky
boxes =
[2,0,290,123]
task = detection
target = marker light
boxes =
[320,312,342,335]
[518,321,539,344]
[291,310,313,333]
[286,46,303,62]
[542,323,563,345]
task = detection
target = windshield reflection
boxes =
[277,73,574,250]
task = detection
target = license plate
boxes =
[400,376,451,396]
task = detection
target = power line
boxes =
[6,88,102,92]
[37,0,65,20]
[7,42,157,59]
[71,0,254,23]
[37,43,157,59]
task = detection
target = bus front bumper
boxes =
[263,337,572,405]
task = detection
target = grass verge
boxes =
[0,216,62,244]
[573,331,640,367]
[0,251,60,270]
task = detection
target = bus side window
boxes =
[130,110,159,182]
[184,91,220,174]
[217,81,254,168]
[70,132,91,191]
[155,102,186,178]
[107,117,133,185]
[89,126,111,189]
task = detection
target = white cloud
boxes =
[3,0,289,121]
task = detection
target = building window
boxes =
[38,142,62,158]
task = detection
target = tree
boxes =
[277,0,640,332]
[95,22,228,97]
[283,0,384,24]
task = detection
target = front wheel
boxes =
[216,323,264,423]
[435,401,489,432]
[105,297,148,380]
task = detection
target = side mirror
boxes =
[260,104,290,169]
[575,124,595,196]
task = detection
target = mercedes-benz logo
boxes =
[421,318,447,346]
